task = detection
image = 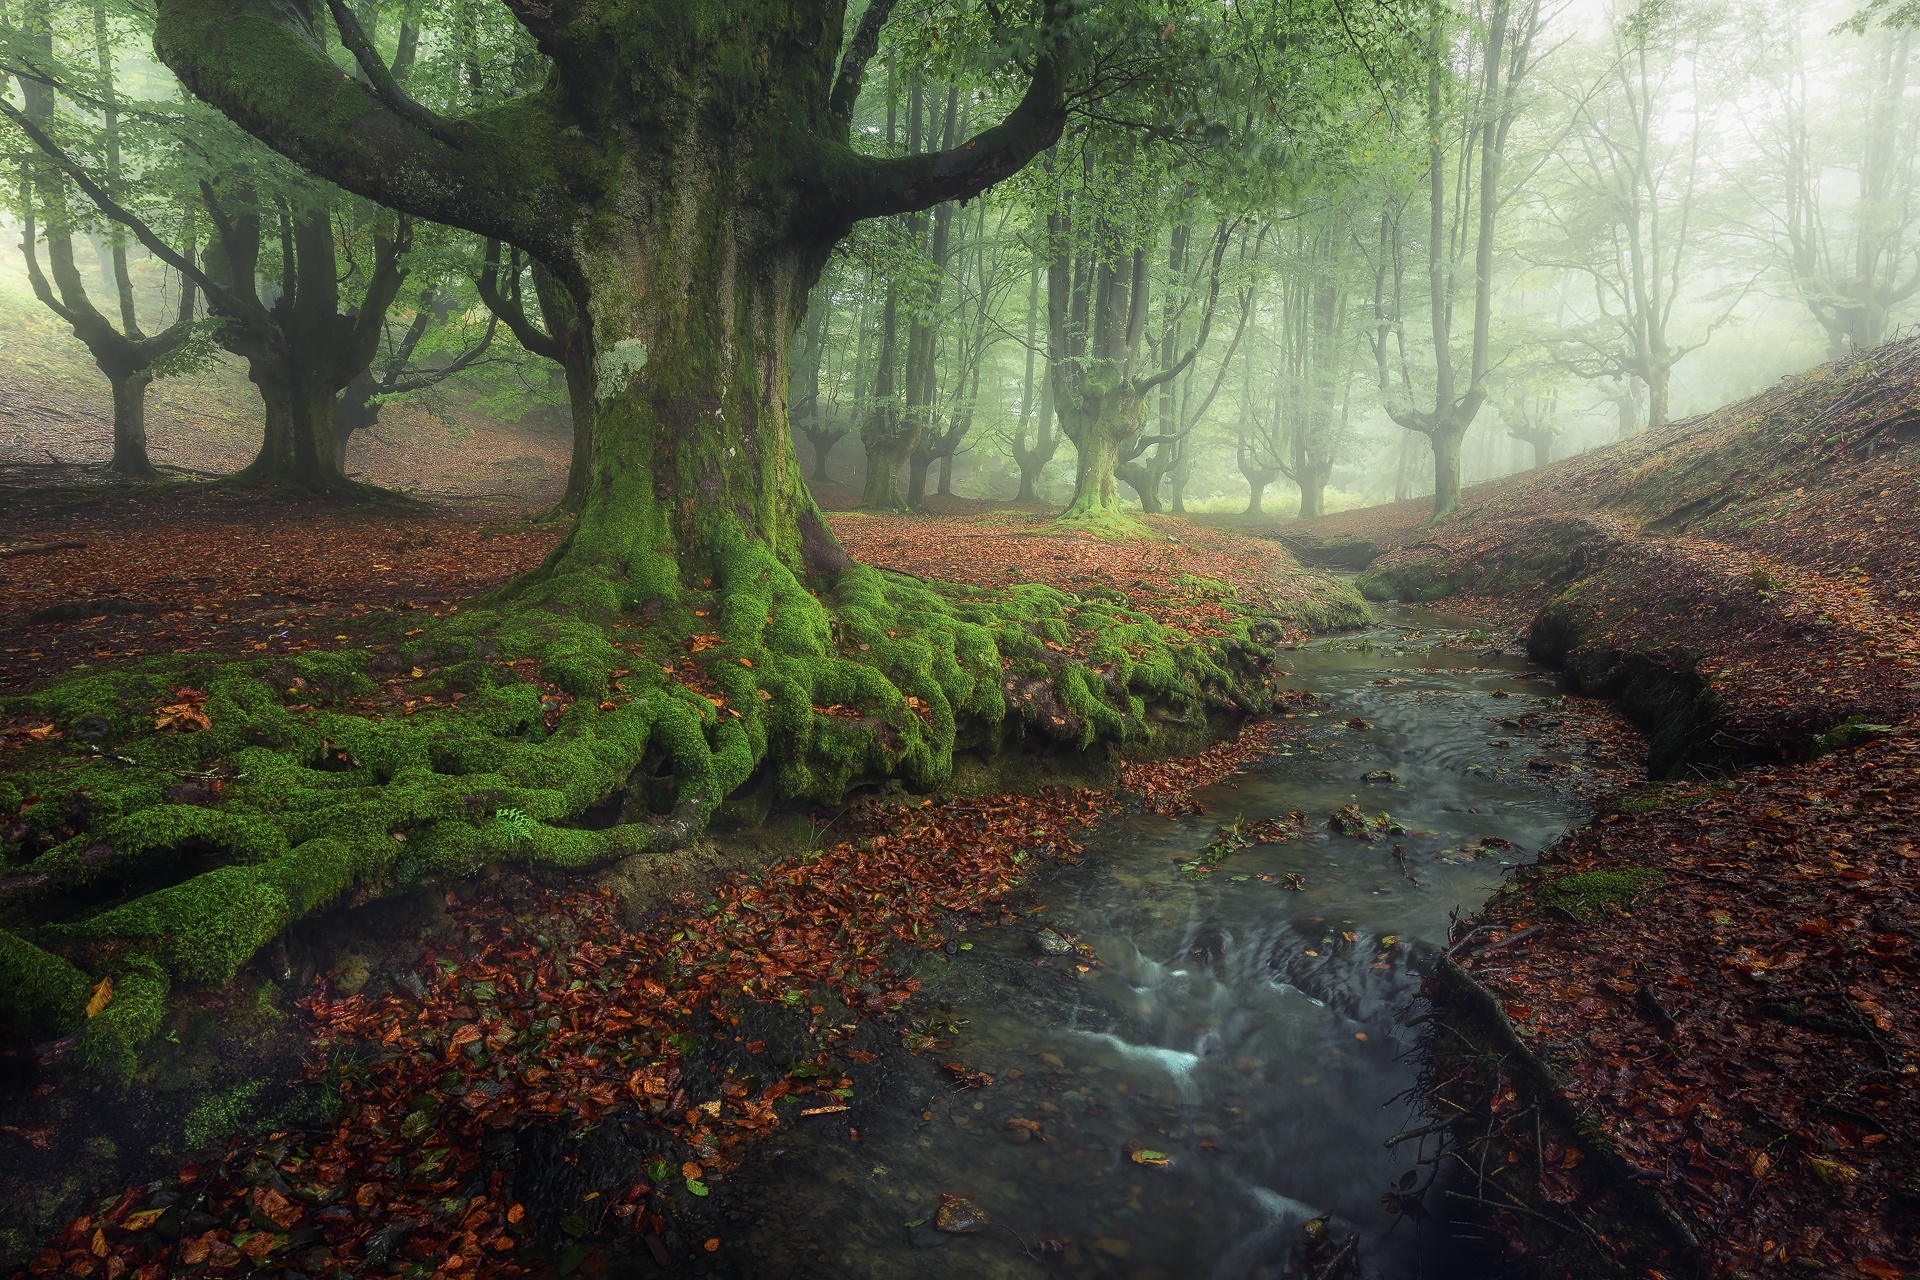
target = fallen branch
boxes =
[0,540,86,558]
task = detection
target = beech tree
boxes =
[149,0,1076,591]
[5,0,202,478]
[1381,0,1554,519]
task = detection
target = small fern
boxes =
[492,806,537,843]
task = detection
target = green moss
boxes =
[0,928,91,1039]
[182,1079,265,1151]
[1357,557,1452,603]
[1537,868,1664,923]
[74,956,169,1082]
[1811,715,1894,755]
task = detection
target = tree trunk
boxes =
[1646,364,1670,431]
[1431,423,1468,521]
[936,449,953,498]
[558,338,595,512]
[808,430,837,484]
[1114,458,1161,513]
[1245,474,1272,515]
[240,361,343,490]
[107,368,158,478]
[905,448,932,510]
[1054,387,1146,534]
[1297,462,1331,520]
[332,368,381,473]
[519,228,845,609]
[1014,370,1055,503]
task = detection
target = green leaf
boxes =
[685,1178,710,1197]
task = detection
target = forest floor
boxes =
[1282,340,1920,1279]
[0,489,1361,1278]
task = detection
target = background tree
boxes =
[3,0,203,478]
[1382,0,1555,519]
[1534,0,1740,429]
[1744,2,1920,355]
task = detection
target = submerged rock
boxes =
[933,1193,988,1234]
[1031,927,1074,955]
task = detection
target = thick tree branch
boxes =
[322,0,468,150]
[153,0,587,259]
[477,239,564,362]
[823,1,1067,225]
[830,0,898,125]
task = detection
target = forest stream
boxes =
[704,607,1598,1280]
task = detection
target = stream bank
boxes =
[1285,338,1920,1279]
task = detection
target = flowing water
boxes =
[716,607,1600,1280]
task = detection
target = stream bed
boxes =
[711,607,1605,1280]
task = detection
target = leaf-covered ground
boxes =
[1282,338,1920,1277]
[0,487,564,694]
[8,714,1295,1279]
[0,485,1362,1275]
[827,510,1368,637]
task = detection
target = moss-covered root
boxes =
[1,537,1288,1076]
[73,957,168,1082]
[0,929,91,1040]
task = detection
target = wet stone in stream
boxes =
[712,607,1624,1280]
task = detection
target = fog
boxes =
[782,0,1918,518]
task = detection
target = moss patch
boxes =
[1537,868,1664,923]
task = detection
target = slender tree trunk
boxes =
[1646,364,1670,431]
[905,449,932,509]
[810,432,836,484]
[558,338,594,512]
[1431,424,1467,521]
[936,449,954,497]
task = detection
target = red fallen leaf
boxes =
[447,1023,483,1053]
[1856,1261,1902,1280]
[252,1185,302,1229]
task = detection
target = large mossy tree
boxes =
[0,2,1386,1080]
[152,0,1070,592]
